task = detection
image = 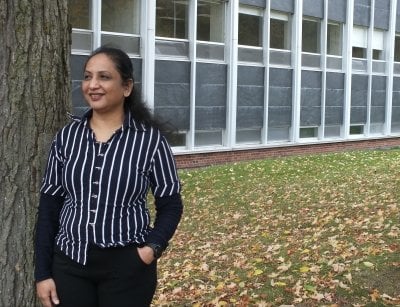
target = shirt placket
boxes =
[88,141,109,242]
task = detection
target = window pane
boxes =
[238,13,262,47]
[270,49,291,66]
[326,56,342,70]
[267,127,290,142]
[327,23,342,56]
[372,60,385,73]
[349,125,364,135]
[195,131,223,146]
[101,34,140,55]
[395,36,400,62]
[352,47,366,58]
[69,0,91,29]
[373,49,383,60]
[155,39,189,57]
[302,19,320,53]
[394,62,400,74]
[352,58,367,71]
[197,42,225,60]
[302,53,321,67]
[238,47,263,63]
[72,31,92,51]
[197,0,225,43]
[102,0,140,34]
[236,129,261,144]
[324,126,341,138]
[300,127,318,138]
[156,0,189,39]
[270,19,290,49]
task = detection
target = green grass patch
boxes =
[152,149,400,306]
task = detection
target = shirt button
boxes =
[90,209,96,213]
[98,153,104,157]
[91,194,98,199]
[95,166,101,170]
[93,181,99,185]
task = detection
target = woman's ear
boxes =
[124,79,134,97]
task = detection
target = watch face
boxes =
[154,245,162,258]
[148,243,163,258]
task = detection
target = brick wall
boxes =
[174,137,400,169]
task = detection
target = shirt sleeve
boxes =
[40,137,66,197]
[149,135,181,197]
[146,193,183,249]
[34,193,64,282]
[147,134,183,249]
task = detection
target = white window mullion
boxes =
[386,0,398,135]
[188,0,197,150]
[366,0,375,136]
[141,0,156,109]
[262,0,270,144]
[92,0,101,48]
[343,0,354,139]
[320,0,328,139]
[226,0,238,147]
[292,0,303,142]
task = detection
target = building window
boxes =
[372,29,385,60]
[156,0,189,39]
[101,0,140,34]
[270,12,290,50]
[302,19,320,53]
[352,26,367,59]
[327,23,342,56]
[352,26,368,71]
[197,0,225,42]
[395,35,400,62]
[238,6,263,63]
[70,0,91,29]
[70,0,92,52]
[269,11,291,66]
[238,8,262,47]
[352,47,366,58]
[350,125,364,135]
[101,0,140,55]
[196,0,226,61]
[300,127,318,138]
[156,0,189,57]
[326,22,343,70]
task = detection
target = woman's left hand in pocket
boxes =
[137,246,155,265]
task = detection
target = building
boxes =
[69,0,400,167]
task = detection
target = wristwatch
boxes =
[145,243,163,259]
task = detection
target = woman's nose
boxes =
[89,77,99,88]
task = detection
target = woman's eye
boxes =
[100,75,110,80]
[83,75,91,80]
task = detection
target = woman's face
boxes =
[82,53,133,115]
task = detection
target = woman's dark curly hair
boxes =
[84,45,171,133]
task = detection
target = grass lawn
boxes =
[153,149,400,306]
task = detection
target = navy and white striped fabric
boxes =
[40,110,181,265]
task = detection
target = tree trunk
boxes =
[0,0,70,305]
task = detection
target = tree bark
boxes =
[0,0,71,305]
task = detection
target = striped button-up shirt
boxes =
[40,110,181,265]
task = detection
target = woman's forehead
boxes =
[85,53,117,72]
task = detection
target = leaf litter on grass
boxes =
[152,149,400,306]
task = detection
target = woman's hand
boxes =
[137,246,155,265]
[36,278,59,307]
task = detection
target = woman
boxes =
[35,46,183,307]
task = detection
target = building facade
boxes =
[69,0,400,157]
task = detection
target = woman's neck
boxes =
[90,110,124,142]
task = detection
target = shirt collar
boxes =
[68,109,147,132]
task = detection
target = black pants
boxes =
[52,245,157,307]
